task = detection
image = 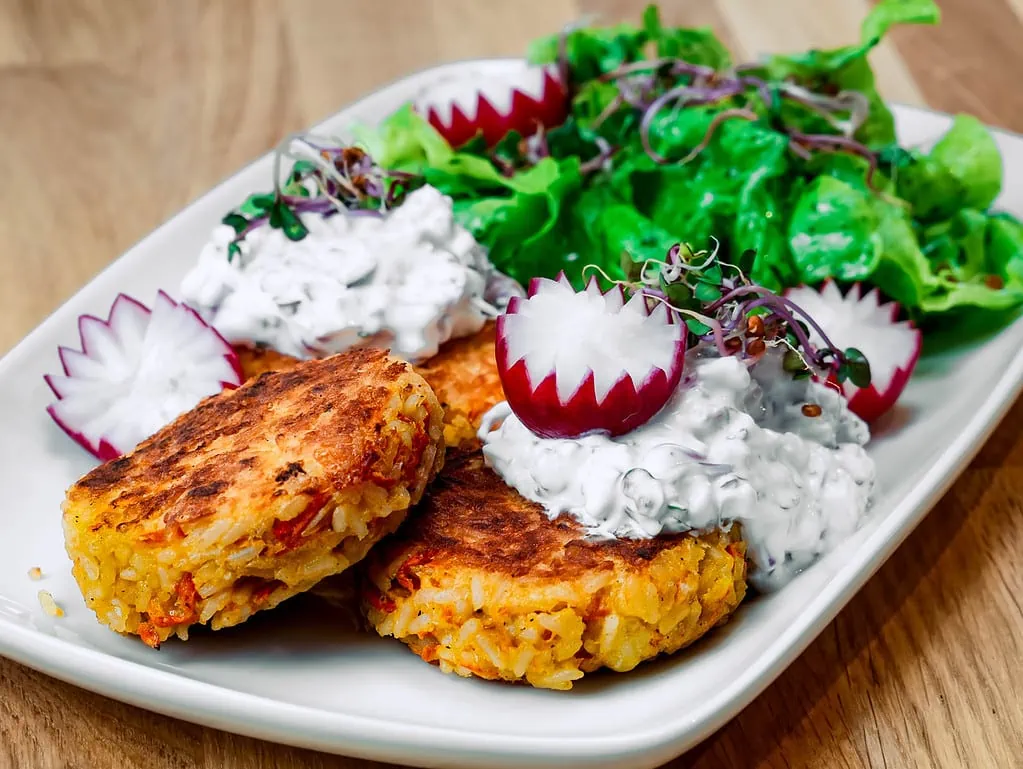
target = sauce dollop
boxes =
[480,349,875,589]
[181,186,504,361]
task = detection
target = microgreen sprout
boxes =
[587,242,872,387]
[218,135,424,261]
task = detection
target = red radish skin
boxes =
[785,281,921,424]
[45,291,242,462]
[496,274,686,439]
[418,66,568,148]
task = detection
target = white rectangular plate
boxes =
[1,59,1022,769]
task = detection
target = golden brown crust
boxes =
[414,322,504,447]
[367,452,717,581]
[66,348,431,538]
[228,324,505,449]
[232,343,302,380]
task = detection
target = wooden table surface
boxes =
[3,1,1023,767]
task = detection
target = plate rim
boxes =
[2,57,1022,768]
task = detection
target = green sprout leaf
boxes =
[663,280,694,308]
[267,198,308,241]
[268,199,285,229]
[841,347,872,387]
[239,192,276,217]
[694,282,722,303]
[280,206,308,241]
[782,348,809,374]
[226,242,241,263]
[697,263,724,286]
[221,212,249,233]
[686,318,711,336]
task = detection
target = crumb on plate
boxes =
[27,567,43,580]
[38,590,64,618]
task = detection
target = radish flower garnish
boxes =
[45,291,242,462]
[785,281,921,422]
[416,64,568,148]
[496,274,686,439]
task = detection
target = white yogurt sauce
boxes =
[181,185,516,361]
[480,349,875,589]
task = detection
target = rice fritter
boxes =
[62,348,445,648]
[231,321,505,450]
[411,321,504,449]
[360,452,747,690]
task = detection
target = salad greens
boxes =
[350,0,1023,332]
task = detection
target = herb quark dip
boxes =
[181,186,503,361]
[480,348,875,590]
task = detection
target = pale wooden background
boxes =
[3,1,1023,767]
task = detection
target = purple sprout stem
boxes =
[386,170,421,181]
[779,89,848,132]
[738,74,774,109]
[707,285,845,365]
[672,61,719,80]
[742,298,831,368]
[579,140,616,174]
[619,79,653,109]
[591,92,626,130]
[235,194,377,242]
[282,196,337,214]
[599,58,715,82]
[529,130,551,161]
[640,86,749,164]
[670,242,718,271]
[491,156,516,177]
[235,214,269,241]
[787,130,881,191]
[778,86,870,137]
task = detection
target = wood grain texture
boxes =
[2,1,1023,767]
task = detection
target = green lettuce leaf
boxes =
[870,200,940,308]
[734,159,799,291]
[987,213,1023,285]
[788,176,880,282]
[351,103,453,171]
[764,0,940,147]
[528,23,647,84]
[919,282,1023,314]
[353,105,562,199]
[572,185,680,279]
[454,158,586,285]
[641,5,731,69]
[914,209,1023,317]
[887,115,1002,221]
[787,174,938,308]
[932,116,1004,212]
[919,208,989,277]
[360,3,1023,343]
[861,0,942,49]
